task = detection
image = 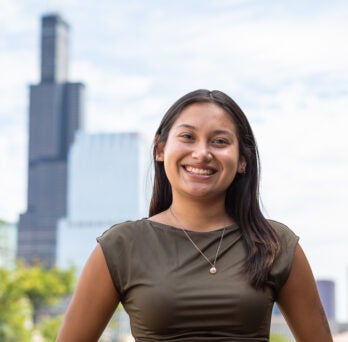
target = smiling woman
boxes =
[56,89,333,342]
[155,102,243,206]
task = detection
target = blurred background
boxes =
[1,0,348,341]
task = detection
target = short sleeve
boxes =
[267,220,299,297]
[97,222,132,301]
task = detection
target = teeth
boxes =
[185,166,214,175]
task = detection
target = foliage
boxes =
[0,263,76,340]
[38,315,63,342]
[16,261,75,323]
[0,268,32,341]
[270,332,292,342]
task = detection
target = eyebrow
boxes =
[174,124,235,137]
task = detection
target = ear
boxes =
[238,158,247,174]
[156,148,164,162]
[154,135,165,162]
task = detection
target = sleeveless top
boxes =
[97,218,299,342]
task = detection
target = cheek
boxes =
[219,151,240,182]
[162,146,182,174]
[163,142,191,161]
[219,149,240,165]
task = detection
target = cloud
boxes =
[0,121,27,221]
[1,0,348,318]
[255,83,348,242]
[1,1,347,216]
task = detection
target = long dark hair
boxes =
[149,89,280,289]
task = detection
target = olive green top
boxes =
[97,218,298,342]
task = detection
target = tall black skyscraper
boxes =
[17,14,85,265]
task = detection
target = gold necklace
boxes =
[169,207,226,275]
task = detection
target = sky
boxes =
[1,0,348,320]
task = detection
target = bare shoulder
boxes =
[277,244,333,342]
[56,245,120,341]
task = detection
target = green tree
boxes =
[16,262,75,324]
[270,332,292,342]
[38,315,64,342]
[0,263,76,340]
[0,268,32,342]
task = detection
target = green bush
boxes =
[38,315,63,341]
[0,264,76,340]
[0,269,33,341]
[270,332,292,342]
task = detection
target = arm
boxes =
[277,244,333,342]
[56,244,120,342]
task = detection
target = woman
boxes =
[57,89,332,341]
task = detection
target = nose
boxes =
[191,143,213,162]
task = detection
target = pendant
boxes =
[209,266,217,274]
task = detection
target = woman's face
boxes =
[156,102,246,203]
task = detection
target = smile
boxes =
[184,165,216,175]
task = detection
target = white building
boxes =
[0,220,17,268]
[57,131,151,271]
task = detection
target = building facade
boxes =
[317,279,336,321]
[0,220,17,269]
[17,14,84,265]
[57,131,150,271]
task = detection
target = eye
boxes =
[212,138,229,146]
[179,133,194,141]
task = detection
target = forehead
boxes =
[173,102,237,130]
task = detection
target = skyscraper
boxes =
[17,14,85,265]
[57,131,150,271]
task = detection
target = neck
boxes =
[169,197,234,232]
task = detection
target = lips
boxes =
[184,165,216,175]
